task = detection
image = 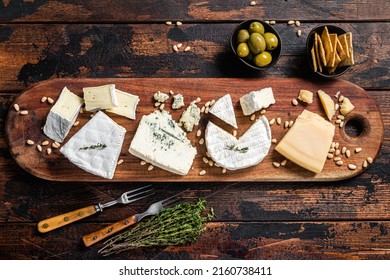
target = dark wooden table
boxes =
[0,1,389,260]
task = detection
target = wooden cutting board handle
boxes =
[82,215,138,247]
[37,205,97,233]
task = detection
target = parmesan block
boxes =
[43,87,84,143]
[83,84,118,112]
[275,110,335,173]
[240,87,275,116]
[209,94,238,128]
[106,89,139,120]
[129,110,197,175]
[205,116,271,170]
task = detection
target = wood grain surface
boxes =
[5,78,383,182]
[0,0,389,260]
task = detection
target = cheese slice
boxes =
[317,90,335,121]
[83,84,118,112]
[60,111,126,179]
[275,110,335,174]
[240,87,275,116]
[205,116,271,170]
[209,94,238,128]
[106,89,139,120]
[129,110,197,176]
[43,86,84,143]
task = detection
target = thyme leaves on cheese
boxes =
[79,143,107,150]
[226,145,249,153]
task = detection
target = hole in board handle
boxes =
[341,113,371,143]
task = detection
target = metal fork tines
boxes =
[95,184,155,212]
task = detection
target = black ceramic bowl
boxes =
[230,19,282,70]
[306,25,350,78]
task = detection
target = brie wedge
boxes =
[43,86,84,143]
[209,94,238,128]
[83,84,118,112]
[240,87,276,116]
[60,111,126,179]
[205,116,271,170]
[129,110,197,175]
[106,89,140,120]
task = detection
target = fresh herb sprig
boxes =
[226,145,249,153]
[79,143,107,150]
[98,198,214,256]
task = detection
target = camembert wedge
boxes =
[209,94,238,128]
[60,111,126,179]
[106,89,139,120]
[43,86,84,143]
[83,84,118,112]
[240,87,276,116]
[129,110,197,176]
[205,116,271,170]
[275,110,335,174]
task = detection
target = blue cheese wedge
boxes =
[240,87,276,116]
[209,94,238,128]
[83,84,118,112]
[172,94,184,109]
[154,91,169,103]
[60,111,126,179]
[43,86,84,143]
[129,110,197,175]
[106,89,140,120]
[179,102,201,132]
[205,116,271,170]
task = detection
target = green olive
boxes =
[236,43,250,57]
[263,32,278,50]
[249,21,265,34]
[236,29,250,43]
[248,33,266,55]
[253,51,272,67]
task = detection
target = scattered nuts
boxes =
[336,160,343,166]
[41,96,47,103]
[295,20,301,27]
[367,157,373,164]
[297,30,302,37]
[37,145,42,152]
[232,130,237,137]
[177,43,182,49]
[276,117,282,125]
[173,45,179,52]
[269,20,276,25]
[355,147,362,153]
[284,121,289,128]
[176,21,182,26]
[26,139,34,145]
[222,168,227,174]
[327,153,334,159]
[140,160,147,166]
[250,1,256,6]
[165,21,172,26]
[202,157,209,164]
[348,164,357,170]
[362,160,368,168]
[13,104,20,112]
[272,138,278,144]
[73,121,80,127]
[250,114,256,121]
[292,99,298,106]
[47,97,54,104]
[199,138,205,145]
[147,165,154,171]
[46,148,52,155]
[184,46,191,52]
[20,110,28,115]
[41,140,49,146]
[269,118,275,125]
[196,129,202,137]
[199,170,206,176]
[288,20,295,25]
[273,162,281,168]
[117,159,124,165]
[346,150,351,158]
[281,159,287,166]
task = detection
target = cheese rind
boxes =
[106,89,139,120]
[83,84,118,111]
[275,109,335,173]
[129,110,197,175]
[205,116,271,170]
[60,111,126,179]
[43,87,84,143]
[240,87,275,116]
[209,94,238,128]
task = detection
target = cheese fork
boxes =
[82,189,187,247]
[37,185,154,233]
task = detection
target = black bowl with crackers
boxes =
[306,25,354,78]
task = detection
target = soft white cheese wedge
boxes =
[209,94,238,128]
[129,110,197,175]
[106,89,140,120]
[83,84,118,112]
[43,86,84,143]
[205,116,271,170]
[240,87,276,116]
[60,111,126,179]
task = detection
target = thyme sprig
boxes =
[79,143,107,150]
[98,198,214,256]
[226,144,249,153]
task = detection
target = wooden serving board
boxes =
[5,78,383,182]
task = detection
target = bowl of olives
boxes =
[230,19,282,70]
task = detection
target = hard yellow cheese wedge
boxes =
[275,110,335,174]
[317,90,335,121]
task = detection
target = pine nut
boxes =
[281,159,287,166]
[288,20,295,25]
[335,104,340,111]
[232,130,237,137]
[269,118,275,125]
[276,117,282,125]
[337,115,345,120]
[339,95,344,102]
[335,119,342,124]
[335,149,340,156]
[327,153,334,159]
[339,121,344,128]
[292,99,298,106]
[20,110,28,115]
[250,1,256,6]
[73,121,80,127]
[362,160,368,168]
[222,168,227,174]
[159,103,165,110]
[176,21,182,26]
[199,170,206,176]
[199,138,205,145]
[200,106,205,113]
[195,97,201,103]
[367,157,373,164]
[205,101,211,107]
[355,147,362,153]
[342,147,347,154]
[41,96,47,103]
[52,142,60,149]
[42,140,49,146]
[173,45,179,52]
[27,140,34,145]
[147,165,154,171]
[284,121,289,128]
[333,157,342,162]
[335,91,340,98]
[336,160,343,166]
[346,150,351,158]
[46,148,52,155]
[273,162,281,168]
[270,20,276,25]
[329,147,335,153]
[196,129,202,137]
[260,109,266,114]
[250,114,256,121]
[47,97,54,104]
[169,90,174,95]
[335,142,340,149]
[184,46,191,52]
[205,106,209,114]
[117,159,124,165]
[331,142,336,148]
[348,164,357,170]
[210,99,216,106]
[166,21,172,26]
[202,157,209,164]
[272,138,277,144]
[140,160,147,165]
[208,160,214,167]
[37,145,42,152]
[289,120,294,127]
[14,104,20,112]
[295,20,301,27]
[297,30,302,37]
[155,102,161,107]
[177,43,182,49]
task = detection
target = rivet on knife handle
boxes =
[37,205,97,233]
[82,215,138,247]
